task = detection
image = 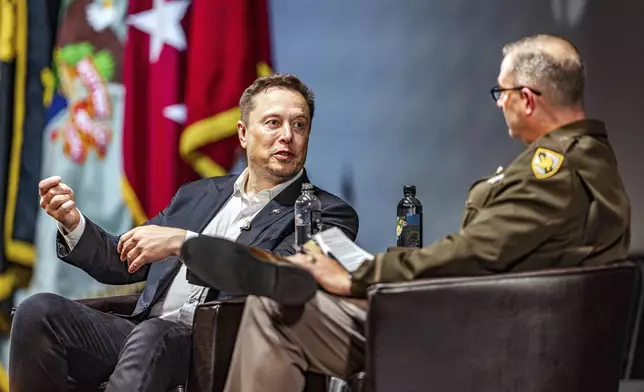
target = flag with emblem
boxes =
[20,0,141,308]
[123,0,273,223]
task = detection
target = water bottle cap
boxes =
[404,185,416,195]
[301,183,314,191]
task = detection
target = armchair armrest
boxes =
[365,263,637,392]
[75,294,141,315]
[186,298,246,392]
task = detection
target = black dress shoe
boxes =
[181,236,318,305]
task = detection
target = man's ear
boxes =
[237,120,247,148]
[522,88,536,116]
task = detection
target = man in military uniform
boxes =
[191,34,631,392]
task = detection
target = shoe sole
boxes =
[181,236,318,305]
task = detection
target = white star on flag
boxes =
[163,104,187,124]
[126,0,190,63]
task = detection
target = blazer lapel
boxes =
[192,175,238,233]
[236,170,309,246]
[150,175,237,301]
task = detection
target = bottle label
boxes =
[397,213,421,247]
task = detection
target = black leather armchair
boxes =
[620,254,644,381]
[365,262,638,392]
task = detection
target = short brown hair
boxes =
[502,34,585,107]
[239,73,315,124]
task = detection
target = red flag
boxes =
[180,0,272,179]
[122,0,272,224]
[122,0,191,224]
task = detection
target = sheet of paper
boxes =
[311,227,374,272]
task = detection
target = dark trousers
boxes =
[9,292,192,392]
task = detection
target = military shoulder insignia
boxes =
[531,148,564,179]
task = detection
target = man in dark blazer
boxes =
[9,73,358,392]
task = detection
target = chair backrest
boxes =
[622,255,644,379]
[366,263,638,392]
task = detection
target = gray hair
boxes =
[502,35,585,107]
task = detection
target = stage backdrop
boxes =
[268,0,644,254]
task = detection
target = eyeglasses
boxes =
[490,85,542,101]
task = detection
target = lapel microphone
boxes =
[240,220,252,231]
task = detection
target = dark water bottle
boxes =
[294,183,322,250]
[396,185,423,247]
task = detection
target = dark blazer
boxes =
[57,170,358,320]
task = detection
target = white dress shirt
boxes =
[60,168,303,325]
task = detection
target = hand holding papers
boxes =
[302,227,374,273]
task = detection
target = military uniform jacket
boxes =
[350,119,631,297]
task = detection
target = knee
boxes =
[244,295,304,326]
[11,293,67,337]
[14,293,67,323]
[244,295,279,318]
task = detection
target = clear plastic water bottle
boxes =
[294,183,322,249]
[396,185,423,248]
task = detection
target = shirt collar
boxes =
[233,168,304,202]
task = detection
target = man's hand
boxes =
[39,176,81,233]
[117,225,187,273]
[288,253,352,296]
